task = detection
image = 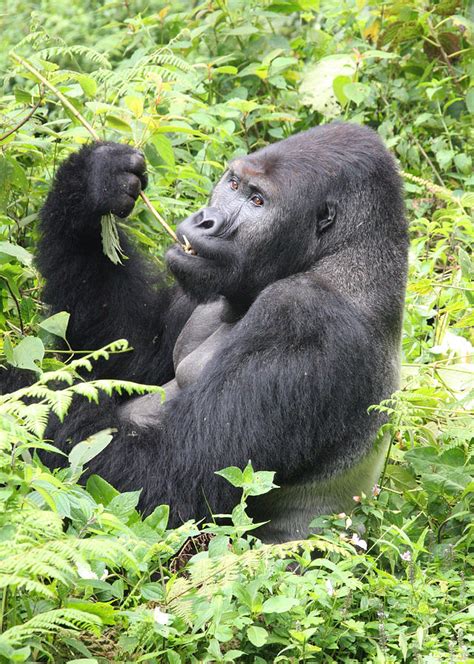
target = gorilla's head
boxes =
[166,123,405,308]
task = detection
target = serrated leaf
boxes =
[108,490,141,520]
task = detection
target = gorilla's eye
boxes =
[230,176,239,191]
[251,193,264,207]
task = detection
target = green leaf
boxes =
[247,626,268,647]
[333,75,352,105]
[105,115,132,132]
[215,466,244,487]
[77,74,97,97]
[141,582,164,601]
[262,596,299,613]
[435,148,455,169]
[39,311,70,341]
[86,474,120,505]
[69,429,115,470]
[465,88,474,114]
[108,490,141,520]
[151,134,175,168]
[0,240,33,266]
[9,336,44,373]
[124,95,144,118]
[343,82,370,105]
[144,504,169,532]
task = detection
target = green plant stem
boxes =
[0,86,43,142]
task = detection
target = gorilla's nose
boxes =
[177,207,225,238]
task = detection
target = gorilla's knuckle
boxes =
[129,152,146,174]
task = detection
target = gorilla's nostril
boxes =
[199,219,214,230]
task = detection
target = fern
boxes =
[0,608,102,647]
[38,45,111,68]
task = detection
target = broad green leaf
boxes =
[215,466,244,487]
[0,240,33,266]
[39,311,70,341]
[108,490,141,520]
[86,474,120,505]
[247,626,268,647]
[141,582,164,601]
[343,82,370,105]
[9,336,44,373]
[333,75,352,105]
[124,95,144,118]
[144,504,169,532]
[262,596,299,613]
[105,115,132,132]
[69,429,115,470]
[77,74,97,97]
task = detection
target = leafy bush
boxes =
[0,0,472,661]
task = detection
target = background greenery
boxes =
[0,0,472,662]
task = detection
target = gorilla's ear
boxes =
[317,200,337,234]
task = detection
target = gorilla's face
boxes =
[163,125,356,305]
[166,141,329,306]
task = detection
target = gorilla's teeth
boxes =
[182,235,197,256]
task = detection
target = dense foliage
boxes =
[0,1,472,662]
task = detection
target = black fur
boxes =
[5,124,408,541]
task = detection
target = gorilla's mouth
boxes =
[182,235,198,256]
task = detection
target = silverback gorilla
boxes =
[34,123,408,541]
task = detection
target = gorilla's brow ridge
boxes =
[230,159,274,197]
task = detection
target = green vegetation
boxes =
[0,1,472,661]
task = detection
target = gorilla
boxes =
[17,123,409,542]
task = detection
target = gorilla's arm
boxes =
[45,281,378,526]
[37,143,194,384]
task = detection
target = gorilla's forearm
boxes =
[36,144,195,384]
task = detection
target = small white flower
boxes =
[153,607,172,625]
[76,561,98,580]
[350,533,367,551]
[372,484,381,497]
[337,512,346,519]
[345,516,353,528]
[352,495,361,503]
[401,551,412,562]
[325,579,335,596]
[100,568,109,580]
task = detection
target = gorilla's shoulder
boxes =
[244,273,362,340]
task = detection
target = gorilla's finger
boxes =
[110,194,136,219]
[138,171,148,191]
[122,152,147,177]
[121,173,142,200]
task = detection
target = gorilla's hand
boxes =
[85,142,148,219]
[43,142,148,236]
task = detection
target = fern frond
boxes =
[38,45,111,68]
[0,608,102,647]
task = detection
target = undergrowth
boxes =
[0,0,472,661]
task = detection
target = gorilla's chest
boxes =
[119,299,233,426]
[173,299,234,389]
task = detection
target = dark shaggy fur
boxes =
[2,124,408,542]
